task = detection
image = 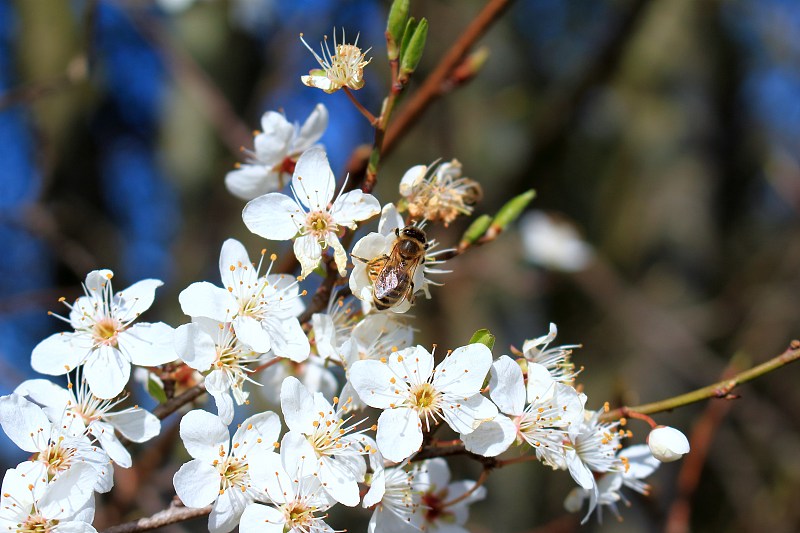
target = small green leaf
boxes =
[148,376,167,404]
[469,328,495,350]
[460,214,492,246]
[400,17,428,77]
[386,0,410,61]
[399,17,418,64]
[492,189,536,230]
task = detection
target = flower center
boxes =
[305,211,334,240]
[283,500,316,529]
[38,438,76,479]
[19,514,56,533]
[410,383,442,432]
[92,317,122,348]
[328,44,367,86]
[217,457,249,493]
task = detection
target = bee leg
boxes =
[407,281,416,305]
[351,254,368,264]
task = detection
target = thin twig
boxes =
[152,382,207,420]
[601,341,800,421]
[101,501,210,533]
[382,0,515,158]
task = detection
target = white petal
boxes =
[122,322,177,366]
[239,503,285,533]
[488,356,525,416]
[0,394,52,453]
[180,410,229,462]
[398,165,426,197]
[209,487,250,533]
[84,346,130,399]
[179,282,237,322]
[219,239,258,288]
[441,394,497,435]
[254,111,293,162]
[567,449,596,490]
[301,73,336,93]
[279,431,319,479]
[348,360,403,409]
[90,421,132,468]
[387,346,434,386]
[104,408,161,442]
[318,455,361,506]
[115,279,163,319]
[14,379,71,411]
[242,193,302,240]
[210,390,234,426]
[330,190,381,228]
[225,165,281,201]
[173,459,221,508]
[326,233,348,277]
[231,411,281,458]
[233,316,272,353]
[294,103,329,152]
[267,319,309,362]
[174,322,217,371]
[461,414,517,457]
[291,147,335,211]
[293,234,323,278]
[432,344,492,396]
[376,408,422,463]
[526,362,556,402]
[54,522,98,533]
[247,452,290,503]
[39,463,97,519]
[280,377,316,433]
[311,313,336,361]
[620,444,660,479]
[648,426,690,463]
[377,203,404,235]
[31,332,89,375]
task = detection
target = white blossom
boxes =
[31,270,176,399]
[349,344,496,462]
[300,29,371,93]
[175,318,266,424]
[414,458,486,533]
[0,394,112,494]
[242,147,380,277]
[520,210,593,272]
[173,409,281,533]
[0,463,98,533]
[279,377,373,506]
[648,425,690,462]
[179,238,309,362]
[13,377,160,469]
[226,104,329,200]
[521,323,581,385]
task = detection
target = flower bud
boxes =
[647,425,690,462]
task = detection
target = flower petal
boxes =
[233,316,272,354]
[174,322,217,371]
[348,360,403,409]
[376,408,422,463]
[290,147,335,211]
[432,343,491,396]
[122,322,177,366]
[225,165,281,201]
[31,332,90,375]
[115,279,163,319]
[242,193,303,240]
[209,487,250,533]
[239,503,284,533]
[330,190,380,228]
[254,111,293,162]
[173,459,221,508]
[84,346,130,399]
[280,376,316,433]
[488,356,525,416]
[461,414,517,457]
[0,394,52,453]
[294,103,329,152]
[104,408,161,443]
[231,411,281,458]
[293,234,323,278]
[179,282,237,322]
[179,410,229,462]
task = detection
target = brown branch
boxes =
[382,0,515,158]
[152,382,206,420]
[602,341,800,422]
[101,501,210,533]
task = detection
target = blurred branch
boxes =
[101,500,210,533]
[602,340,800,421]
[152,382,206,420]
[124,7,252,155]
[664,354,746,533]
[382,0,515,159]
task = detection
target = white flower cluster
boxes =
[0,88,691,533]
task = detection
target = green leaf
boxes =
[386,0,410,61]
[469,328,495,350]
[400,17,428,77]
[399,17,418,65]
[492,189,536,230]
[148,376,167,404]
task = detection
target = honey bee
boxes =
[359,226,428,310]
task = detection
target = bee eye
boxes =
[395,228,400,237]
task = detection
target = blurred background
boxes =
[2,0,800,531]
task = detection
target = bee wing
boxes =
[374,265,410,300]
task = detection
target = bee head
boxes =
[399,226,426,244]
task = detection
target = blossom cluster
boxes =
[0,19,692,533]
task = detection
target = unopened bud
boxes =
[491,189,536,233]
[386,0,410,61]
[469,328,495,350]
[647,425,690,462]
[459,214,492,248]
[399,17,428,79]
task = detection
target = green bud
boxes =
[459,214,492,247]
[399,17,418,66]
[492,189,536,231]
[148,376,167,404]
[469,328,495,350]
[386,0,410,61]
[400,17,428,77]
